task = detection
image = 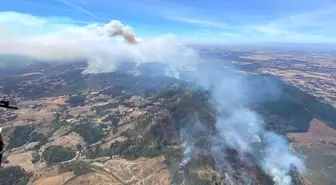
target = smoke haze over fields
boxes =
[0,12,305,184]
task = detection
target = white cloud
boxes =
[253,26,286,36]
[250,5,336,42]
[166,17,228,29]
[55,0,98,19]
[251,24,336,43]
[267,5,336,32]
[194,29,213,36]
[120,0,228,30]
[87,0,336,43]
[220,31,242,37]
[0,11,47,26]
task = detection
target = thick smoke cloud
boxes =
[0,12,195,74]
[0,12,305,184]
[90,20,142,44]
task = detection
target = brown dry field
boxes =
[288,119,336,185]
[3,151,37,173]
[287,119,336,144]
[102,156,169,184]
[64,172,122,185]
[44,132,84,151]
[31,156,170,185]
[258,68,332,80]
[2,97,67,131]
[100,136,127,150]
[33,172,74,185]
[239,53,336,65]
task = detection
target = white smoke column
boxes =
[92,20,142,44]
[262,133,305,185]
[192,66,306,185]
[179,116,209,167]
[181,145,194,166]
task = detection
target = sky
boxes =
[1,0,336,44]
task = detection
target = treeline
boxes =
[7,125,46,149]
[67,93,86,107]
[73,123,105,144]
[0,166,30,185]
[283,84,336,128]
[257,100,313,133]
[43,146,76,165]
[58,161,94,176]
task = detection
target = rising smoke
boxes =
[0,12,305,185]
[90,20,142,44]
[0,12,194,74]
[179,66,305,185]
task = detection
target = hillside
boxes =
[0,62,334,184]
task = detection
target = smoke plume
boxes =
[0,12,305,184]
[91,20,142,44]
[179,66,305,185]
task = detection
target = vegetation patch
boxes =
[52,119,71,133]
[31,152,41,164]
[0,166,30,185]
[67,93,86,107]
[91,102,119,113]
[33,136,49,150]
[7,125,46,149]
[73,123,104,144]
[257,100,313,133]
[58,161,94,176]
[43,146,76,165]
[108,138,166,160]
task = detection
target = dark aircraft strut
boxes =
[0,97,18,110]
[0,97,18,166]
